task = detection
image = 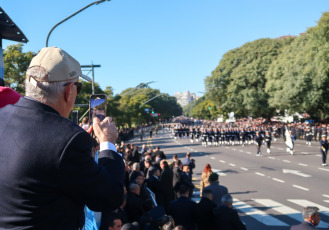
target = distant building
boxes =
[174,91,196,107]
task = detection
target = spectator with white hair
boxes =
[0,47,125,229]
[290,206,321,230]
[213,194,246,230]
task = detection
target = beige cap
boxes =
[28,47,92,82]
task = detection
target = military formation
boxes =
[167,121,329,165]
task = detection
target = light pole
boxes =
[46,0,110,47]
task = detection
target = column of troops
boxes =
[169,123,329,147]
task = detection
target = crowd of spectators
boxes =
[96,138,246,230]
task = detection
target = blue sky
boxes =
[1,0,328,97]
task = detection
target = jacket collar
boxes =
[16,96,60,115]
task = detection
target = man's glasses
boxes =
[63,82,82,94]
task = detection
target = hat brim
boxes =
[80,74,92,82]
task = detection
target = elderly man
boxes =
[290,206,321,230]
[204,173,228,206]
[0,47,125,229]
[213,194,246,230]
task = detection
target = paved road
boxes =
[129,129,329,230]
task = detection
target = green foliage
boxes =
[186,97,220,119]
[117,87,182,127]
[3,44,35,95]
[266,11,329,119]
[206,38,294,119]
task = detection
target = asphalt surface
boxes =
[129,129,329,230]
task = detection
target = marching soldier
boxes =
[320,135,328,166]
[255,131,263,156]
[265,131,272,154]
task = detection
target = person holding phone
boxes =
[0,47,125,229]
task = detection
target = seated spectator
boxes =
[290,206,321,230]
[168,185,197,230]
[204,173,228,206]
[195,189,217,230]
[213,194,246,230]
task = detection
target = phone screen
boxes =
[89,94,107,126]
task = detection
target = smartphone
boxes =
[89,94,107,126]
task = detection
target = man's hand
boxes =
[93,117,118,144]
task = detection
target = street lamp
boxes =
[46,0,110,47]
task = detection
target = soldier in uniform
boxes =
[265,131,272,154]
[320,135,328,166]
[255,131,263,156]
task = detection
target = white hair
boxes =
[25,66,75,104]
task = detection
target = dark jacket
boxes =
[168,196,197,230]
[195,197,217,230]
[148,175,165,207]
[204,182,228,206]
[213,204,246,230]
[160,165,175,212]
[290,221,317,230]
[0,97,125,229]
[172,166,182,191]
[125,192,145,222]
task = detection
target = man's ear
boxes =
[64,83,73,102]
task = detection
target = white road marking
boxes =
[254,199,302,222]
[210,157,216,159]
[272,178,285,183]
[316,154,321,157]
[240,167,248,171]
[233,148,236,150]
[292,185,309,191]
[324,200,329,204]
[255,172,265,177]
[282,169,311,178]
[229,163,236,167]
[283,160,291,163]
[219,160,226,163]
[239,150,243,152]
[212,168,227,176]
[255,200,329,228]
[301,152,309,154]
[298,163,308,167]
[268,157,275,160]
[278,148,284,150]
[233,199,288,226]
[323,194,329,198]
[319,167,329,172]
[288,199,329,228]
